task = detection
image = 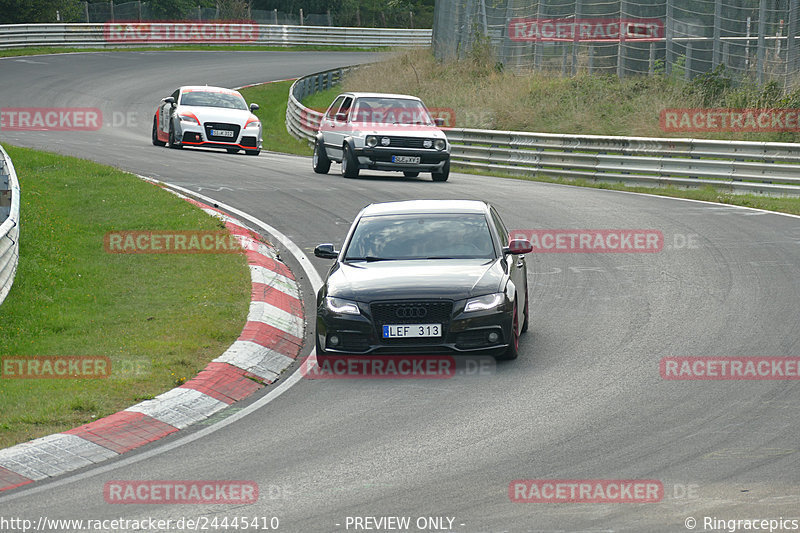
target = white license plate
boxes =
[383,324,441,338]
[392,155,421,164]
[211,129,234,137]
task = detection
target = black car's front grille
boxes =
[370,300,453,345]
[204,122,241,142]
[383,136,429,149]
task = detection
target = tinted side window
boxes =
[338,97,353,121]
[326,96,345,119]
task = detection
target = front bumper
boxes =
[355,146,450,172]
[178,123,262,151]
[316,299,513,356]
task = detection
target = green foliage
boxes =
[0,0,84,23]
[683,64,733,106]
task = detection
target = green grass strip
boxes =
[0,145,250,448]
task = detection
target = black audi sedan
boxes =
[314,200,532,360]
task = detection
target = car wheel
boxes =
[313,138,331,174]
[245,149,260,156]
[496,301,520,361]
[227,148,239,154]
[168,124,181,149]
[152,115,166,146]
[341,144,359,178]
[432,159,450,182]
[403,171,419,178]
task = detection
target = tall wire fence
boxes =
[433,0,800,88]
[77,1,422,28]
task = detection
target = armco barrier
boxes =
[0,23,431,50]
[0,145,20,307]
[285,68,800,195]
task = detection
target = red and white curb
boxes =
[0,193,305,492]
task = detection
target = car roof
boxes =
[360,200,490,217]
[339,92,423,101]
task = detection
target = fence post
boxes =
[137,0,142,21]
[83,1,89,22]
[274,9,278,24]
[109,0,114,22]
[572,0,581,75]
[666,0,673,76]
[723,41,730,68]
[588,44,594,74]
[300,8,304,26]
[649,41,655,75]
[685,41,693,81]
[617,0,626,78]
[712,0,722,67]
[409,10,414,29]
[328,9,333,26]
[757,0,767,84]
[534,0,543,71]
[787,0,798,90]
[561,44,568,75]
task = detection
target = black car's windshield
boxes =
[180,90,248,110]
[344,213,496,261]
[351,97,433,125]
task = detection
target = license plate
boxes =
[211,129,234,137]
[392,155,421,164]
[383,324,441,338]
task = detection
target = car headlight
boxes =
[434,138,446,151]
[325,297,360,315]
[423,139,433,149]
[464,293,504,312]
[366,135,378,147]
[245,117,260,128]
[179,114,199,125]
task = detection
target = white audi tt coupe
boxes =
[152,85,262,156]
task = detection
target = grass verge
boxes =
[0,145,250,448]
[244,49,800,215]
[239,80,312,156]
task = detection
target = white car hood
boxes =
[178,105,254,126]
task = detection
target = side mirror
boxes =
[162,96,175,105]
[434,117,445,127]
[250,103,260,112]
[314,243,339,259]
[504,239,532,255]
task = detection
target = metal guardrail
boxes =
[0,145,20,307]
[286,68,800,195]
[0,23,431,50]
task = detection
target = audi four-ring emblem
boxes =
[396,306,428,318]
